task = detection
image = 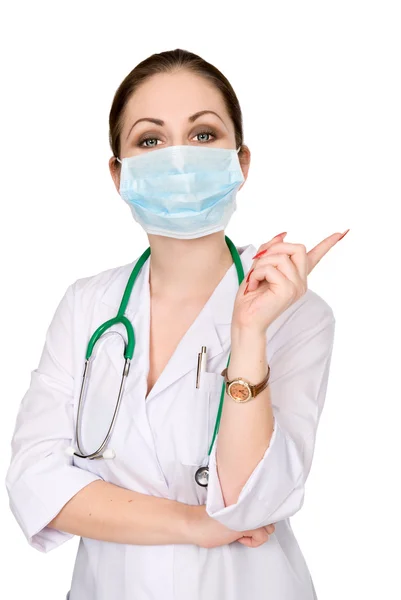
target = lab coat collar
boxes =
[100,242,258,403]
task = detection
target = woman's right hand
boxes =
[189,505,275,549]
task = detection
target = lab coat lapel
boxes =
[143,242,258,403]
[143,303,224,403]
[99,257,156,452]
[97,259,149,388]
[105,259,224,402]
[98,242,257,421]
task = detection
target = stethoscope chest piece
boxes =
[195,466,209,487]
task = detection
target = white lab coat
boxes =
[5,243,336,600]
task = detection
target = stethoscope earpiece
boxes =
[102,448,116,459]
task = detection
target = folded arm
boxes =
[206,294,336,531]
[4,283,192,552]
[47,479,193,546]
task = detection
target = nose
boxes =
[169,139,190,147]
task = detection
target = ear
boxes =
[238,145,251,191]
[109,156,121,193]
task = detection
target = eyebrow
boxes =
[125,110,225,140]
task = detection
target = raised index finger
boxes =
[307,232,344,273]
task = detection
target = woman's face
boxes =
[109,69,250,191]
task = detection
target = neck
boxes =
[147,232,234,300]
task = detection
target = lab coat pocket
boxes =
[178,371,222,467]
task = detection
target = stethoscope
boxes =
[66,235,245,487]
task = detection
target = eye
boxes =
[137,136,161,148]
[191,128,217,143]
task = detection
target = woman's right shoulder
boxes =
[68,256,141,311]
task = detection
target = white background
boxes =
[1,1,400,598]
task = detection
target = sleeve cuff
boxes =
[7,453,103,553]
[205,416,305,531]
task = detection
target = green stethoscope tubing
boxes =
[85,247,151,360]
[83,234,245,460]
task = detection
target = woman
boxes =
[5,48,348,600]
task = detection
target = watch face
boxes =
[228,381,251,402]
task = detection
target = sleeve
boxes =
[5,283,104,553]
[205,300,336,531]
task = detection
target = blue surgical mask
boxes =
[116,144,244,239]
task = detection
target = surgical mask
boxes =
[116,144,244,239]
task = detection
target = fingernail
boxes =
[338,228,350,241]
[252,249,267,260]
[252,233,287,260]
[246,268,254,283]
[244,283,249,295]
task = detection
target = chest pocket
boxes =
[178,371,225,467]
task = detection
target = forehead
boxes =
[122,70,228,129]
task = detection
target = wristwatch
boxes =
[220,364,271,403]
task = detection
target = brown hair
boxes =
[108,48,244,163]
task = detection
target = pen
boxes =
[195,346,207,388]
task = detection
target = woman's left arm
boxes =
[205,231,347,531]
